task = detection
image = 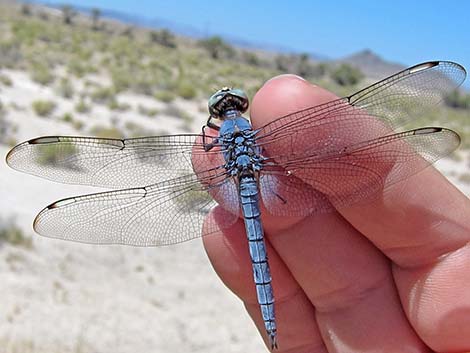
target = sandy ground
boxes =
[1,69,470,353]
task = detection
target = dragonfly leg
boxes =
[202,125,219,151]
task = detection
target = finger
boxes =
[395,243,470,352]
[336,102,470,351]
[202,207,328,352]
[252,74,470,351]
[250,76,430,352]
[343,169,470,351]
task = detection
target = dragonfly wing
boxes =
[33,173,240,246]
[347,61,466,127]
[6,134,222,189]
[260,127,460,216]
[255,61,466,158]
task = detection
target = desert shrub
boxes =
[177,81,197,99]
[154,90,175,103]
[458,172,470,184]
[67,58,88,77]
[10,19,40,43]
[311,63,329,79]
[0,73,13,86]
[91,8,101,30]
[331,64,364,86]
[21,4,32,16]
[0,100,14,145]
[164,104,185,119]
[164,104,194,126]
[295,53,312,77]
[109,36,134,58]
[138,105,159,117]
[149,29,177,48]
[241,51,261,66]
[61,112,74,122]
[0,41,22,68]
[60,5,76,25]
[38,11,49,21]
[73,119,84,130]
[133,76,156,96]
[91,86,116,104]
[36,141,77,167]
[57,77,74,98]
[444,90,470,110]
[198,36,234,59]
[30,63,54,85]
[90,125,124,139]
[110,68,132,92]
[296,55,328,79]
[274,54,293,72]
[216,64,237,77]
[32,100,56,117]
[75,99,91,113]
[108,99,131,111]
[124,121,157,137]
[0,217,32,248]
[121,26,135,39]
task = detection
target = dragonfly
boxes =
[6,61,467,350]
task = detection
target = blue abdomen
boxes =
[239,176,277,347]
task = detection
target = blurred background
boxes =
[0,1,469,352]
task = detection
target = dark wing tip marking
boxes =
[33,197,76,234]
[413,126,459,137]
[6,137,58,166]
[409,61,440,73]
[413,126,461,150]
[32,208,45,234]
[28,135,126,148]
[408,61,466,77]
[48,198,76,209]
[28,136,61,145]
[413,127,443,134]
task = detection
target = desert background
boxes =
[0,1,469,352]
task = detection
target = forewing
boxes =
[6,134,223,189]
[255,61,466,159]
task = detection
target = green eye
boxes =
[208,88,249,118]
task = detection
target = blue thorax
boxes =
[219,116,252,137]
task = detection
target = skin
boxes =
[201,75,470,353]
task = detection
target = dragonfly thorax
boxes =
[219,116,252,137]
[219,122,263,177]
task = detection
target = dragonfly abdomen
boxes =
[239,176,277,349]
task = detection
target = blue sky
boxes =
[63,0,469,77]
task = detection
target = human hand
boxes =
[202,75,470,352]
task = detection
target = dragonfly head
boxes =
[208,87,249,120]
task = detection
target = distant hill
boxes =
[12,0,468,94]
[337,49,406,79]
[30,2,414,72]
